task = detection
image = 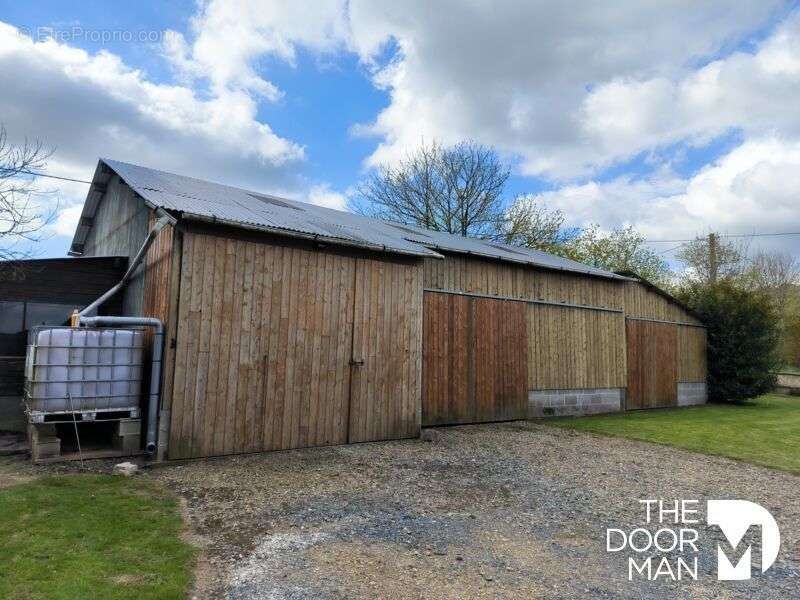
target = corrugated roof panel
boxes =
[383,222,624,279]
[71,158,628,280]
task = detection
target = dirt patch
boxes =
[0,455,36,489]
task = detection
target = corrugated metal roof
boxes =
[70,158,628,280]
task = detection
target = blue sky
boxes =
[1,1,799,260]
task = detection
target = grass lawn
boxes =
[0,474,195,600]
[548,394,800,475]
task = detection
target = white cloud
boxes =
[163,0,349,97]
[306,183,349,211]
[530,138,800,254]
[5,2,800,259]
[161,0,789,181]
[0,20,316,252]
[580,14,800,166]
[344,0,785,178]
[52,203,84,237]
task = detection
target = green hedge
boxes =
[677,281,780,403]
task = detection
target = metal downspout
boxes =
[79,315,164,455]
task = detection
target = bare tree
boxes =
[354,140,446,231]
[438,141,509,237]
[501,195,578,251]
[676,233,749,284]
[354,140,509,238]
[0,125,54,271]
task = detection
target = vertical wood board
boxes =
[422,292,527,426]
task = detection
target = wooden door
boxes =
[169,233,423,459]
[348,258,423,443]
[422,292,528,426]
[169,234,356,458]
[626,320,678,409]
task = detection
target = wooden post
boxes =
[708,232,718,284]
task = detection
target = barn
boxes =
[67,159,707,460]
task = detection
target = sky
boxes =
[1,0,800,261]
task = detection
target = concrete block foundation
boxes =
[28,423,61,461]
[677,382,707,406]
[528,388,624,418]
[113,418,142,454]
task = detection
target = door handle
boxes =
[349,359,364,367]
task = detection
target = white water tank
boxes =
[24,326,145,417]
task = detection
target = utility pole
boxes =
[708,232,718,284]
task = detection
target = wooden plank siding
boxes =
[423,255,623,309]
[68,178,712,459]
[168,230,423,458]
[349,258,423,442]
[421,253,704,409]
[141,214,180,415]
[527,304,626,390]
[81,175,150,316]
[622,281,701,325]
[141,212,175,325]
[422,291,527,426]
[626,320,678,409]
[678,325,707,382]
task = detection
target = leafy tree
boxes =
[677,280,780,403]
[781,303,800,369]
[501,195,579,252]
[676,234,748,284]
[741,251,800,369]
[354,140,509,238]
[560,224,671,285]
[501,205,669,283]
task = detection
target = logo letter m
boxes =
[707,500,781,581]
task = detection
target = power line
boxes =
[647,231,800,243]
[16,169,93,185]
[657,243,688,255]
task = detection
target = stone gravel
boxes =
[4,421,797,598]
[147,422,799,599]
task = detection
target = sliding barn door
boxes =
[626,320,677,409]
[422,292,528,426]
[348,258,423,443]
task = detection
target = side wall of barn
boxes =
[422,254,707,417]
[81,175,151,316]
[77,189,708,458]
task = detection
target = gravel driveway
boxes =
[150,422,799,599]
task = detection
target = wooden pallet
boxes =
[33,448,143,464]
[28,407,140,424]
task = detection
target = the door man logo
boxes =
[607,499,780,582]
[708,500,781,580]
